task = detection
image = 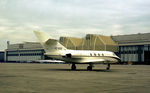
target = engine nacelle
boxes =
[66,53,72,58]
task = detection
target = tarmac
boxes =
[0,63,150,93]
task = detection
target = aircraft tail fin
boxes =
[34,31,49,44]
[34,31,67,53]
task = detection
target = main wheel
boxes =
[71,64,76,70]
[106,67,110,70]
[106,64,110,70]
[87,66,92,71]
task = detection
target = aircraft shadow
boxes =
[38,68,115,72]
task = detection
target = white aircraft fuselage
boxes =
[45,50,120,64]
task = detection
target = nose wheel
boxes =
[71,63,76,70]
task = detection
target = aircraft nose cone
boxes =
[114,56,121,63]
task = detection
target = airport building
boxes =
[0,51,4,62]
[111,33,150,64]
[5,42,45,62]
[4,33,150,64]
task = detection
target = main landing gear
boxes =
[106,63,110,70]
[87,64,93,71]
[71,63,76,70]
[71,63,110,71]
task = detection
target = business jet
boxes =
[34,31,120,70]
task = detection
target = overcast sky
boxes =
[0,0,150,50]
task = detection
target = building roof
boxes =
[7,42,43,50]
[0,51,4,53]
[111,33,150,46]
[97,35,117,45]
[60,37,82,46]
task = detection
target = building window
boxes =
[19,44,24,49]
[86,34,91,40]
[144,45,148,51]
[59,37,64,42]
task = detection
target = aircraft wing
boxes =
[34,60,65,63]
[81,58,106,64]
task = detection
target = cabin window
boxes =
[90,53,92,56]
[94,53,96,56]
[98,53,100,56]
[102,54,104,56]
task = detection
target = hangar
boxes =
[4,33,150,64]
[59,34,118,52]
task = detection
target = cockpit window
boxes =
[113,53,116,56]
